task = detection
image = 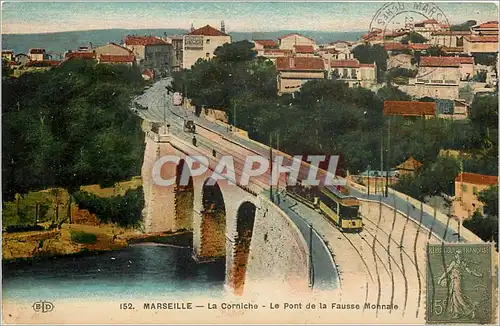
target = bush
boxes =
[73,187,144,227]
[71,231,97,244]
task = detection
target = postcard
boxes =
[2,1,498,324]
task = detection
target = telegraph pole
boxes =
[276,133,280,191]
[309,223,314,287]
[380,129,384,196]
[385,117,391,197]
[269,133,273,202]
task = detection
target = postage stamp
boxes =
[426,243,495,324]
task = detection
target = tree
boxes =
[426,45,445,57]
[352,44,388,83]
[450,20,477,31]
[459,84,474,103]
[2,60,146,201]
[213,40,256,63]
[2,58,12,78]
[472,53,497,66]
[401,31,428,44]
[463,211,498,249]
[477,185,498,216]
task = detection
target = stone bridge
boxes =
[140,123,311,296]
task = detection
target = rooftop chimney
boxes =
[221,20,226,33]
[289,57,295,68]
[190,23,194,32]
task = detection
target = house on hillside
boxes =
[471,21,499,36]
[430,31,471,48]
[463,35,498,54]
[182,24,231,69]
[278,33,317,50]
[94,43,133,58]
[2,50,14,61]
[165,36,184,71]
[383,100,436,119]
[253,39,278,56]
[29,48,46,61]
[452,172,498,219]
[293,45,315,57]
[259,49,292,64]
[64,51,96,60]
[329,59,377,88]
[276,57,325,94]
[394,156,423,177]
[124,35,171,69]
[97,55,135,66]
[436,99,470,120]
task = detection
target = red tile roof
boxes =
[188,25,228,37]
[294,45,315,53]
[455,172,498,186]
[442,46,464,53]
[457,56,474,64]
[359,63,376,68]
[7,61,18,66]
[410,43,432,51]
[253,40,278,48]
[276,57,325,71]
[2,50,14,54]
[396,156,423,171]
[464,35,499,43]
[385,31,408,38]
[66,51,96,59]
[384,42,410,51]
[423,19,439,24]
[431,31,471,36]
[330,59,360,68]
[25,60,60,67]
[29,48,45,54]
[383,101,436,116]
[278,33,315,42]
[420,56,469,67]
[263,49,292,56]
[124,36,168,46]
[477,21,499,29]
[99,55,135,63]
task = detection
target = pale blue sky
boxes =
[2,1,498,34]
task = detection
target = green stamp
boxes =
[426,243,494,324]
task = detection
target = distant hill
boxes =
[2,29,364,58]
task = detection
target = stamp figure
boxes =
[427,243,494,324]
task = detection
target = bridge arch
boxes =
[174,159,194,231]
[199,178,227,261]
[231,200,257,295]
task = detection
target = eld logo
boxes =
[32,301,54,313]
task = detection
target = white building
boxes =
[278,33,317,51]
[463,35,498,54]
[329,59,377,88]
[183,25,231,69]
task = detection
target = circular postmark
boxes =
[368,2,453,78]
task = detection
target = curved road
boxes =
[133,78,339,290]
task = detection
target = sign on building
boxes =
[184,35,203,50]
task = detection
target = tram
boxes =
[286,182,363,233]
